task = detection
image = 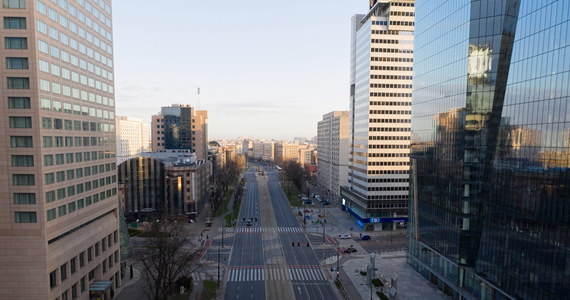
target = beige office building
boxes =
[0,0,120,299]
[116,116,148,164]
[274,142,300,163]
[317,111,349,198]
[252,141,274,161]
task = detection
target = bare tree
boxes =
[138,222,202,300]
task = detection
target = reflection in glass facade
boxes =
[408,1,570,299]
[118,157,165,218]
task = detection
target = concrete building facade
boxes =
[0,0,120,299]
[341,0,414,230]
[317,111,349,199]
[115,116,148,165]
[252,141,274,161]
[274,142,300,164]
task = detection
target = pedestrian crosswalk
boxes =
[227,266,326,282]
[219,227,303,233]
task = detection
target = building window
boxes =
[5,37,27,49]
[58,205,67,217]
[7,77,29,89]
[49,270,57,288]
[79,252,85,268]
[44,155,54,166]
[14,193,35,204]
[43,136,53,147]
[9,116,32,128]
[15,212,36,223]
[80,277,86,292]
[3,16,25,28]
[87,247,93,262]
[71,284,77,299]
[8,97,30,109]
[12,174,34,186]
[47,208,56,221]
[46,191,55,203]
[6,57,28,68]
[10,136,32,147]
[2,0,25,8]
[11,155,34,167]
[70,258,77,274]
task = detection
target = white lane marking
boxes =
[288,269,293,280]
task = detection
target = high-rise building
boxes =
[408,1,570,299]
[252,141,274,161]
[151,104,208,160]
[340,0,414,230]
[115,116,149,164]
[317,111,349,199]
[0,0,120,299]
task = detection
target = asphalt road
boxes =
[225,169,265,300]
[224,166,338,300]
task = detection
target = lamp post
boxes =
[336,240,340,281]
[217,245,220,285]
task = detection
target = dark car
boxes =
[343,247,357,254]
[360,235,371,241]
[246,220,252,226]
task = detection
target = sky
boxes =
[113,0,366,141]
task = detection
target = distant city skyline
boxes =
[113,1,366,140]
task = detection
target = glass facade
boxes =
[162,106,193,149]
[118,157,165,219]
[409,0,570,299]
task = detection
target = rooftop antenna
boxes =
[197,87,201,109]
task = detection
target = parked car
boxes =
[343,247,357,253]
[339,234,351,239]
[360,235,371,241]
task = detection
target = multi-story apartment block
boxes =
[115,116,148,164]
[298,147,315,166]
[252,141,274,161]
[0,0,120,299]
[317,111,349,199]
[408,0,570,299]
[151,104,207,160]
[341,0,414,230]
[274,142,300,164]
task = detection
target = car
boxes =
[360,235,371,241]
[323,201,330,205]
[343,247,357,254]
[339,234,351,239]
[246,220,252,226]
[303,209,312,213]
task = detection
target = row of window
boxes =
[368,161,410,166]
[370,101,411,106]
[390,2,414,6]
[370,83,413,89]
[369,144,410,149]
[389,11,415,16]
[370,74,413,80]
[368,170,410,175]
[47,187,117,220]
[369,136,411,141]
[367,195,408,200]
[390,21,415,27]
[41,97,115,117]
[367,178,409,183]
[371,29,413,35]
[371,56,413,62]
[370,66,413,71]
[369,127,410,132]
[369,110,411,115]
[367,186,409,191]
[369,118,412,123]
[45,167,116,186]
[371,47,413,54]
[370,92,412,97]
[368,152,410,157]
[371,20,388,26]
[42,135,113,148]
[2,0,25,9]
[42,118,115,133]
[371,38,413,45]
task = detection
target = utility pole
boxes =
[322,220,325,244]
[336,240,340,281]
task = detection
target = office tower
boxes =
[341,0,414,230]
[0,0,120,299]
[115,116,149,164]
[408,1,570,299]
[317,111,349,199]
[151,104,208,160]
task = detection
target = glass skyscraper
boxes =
[408,0,570,299]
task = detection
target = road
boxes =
[224,166,338,300]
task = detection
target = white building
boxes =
[116,116,149,164]
[317,111,349,199]
[341,0,414,230]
